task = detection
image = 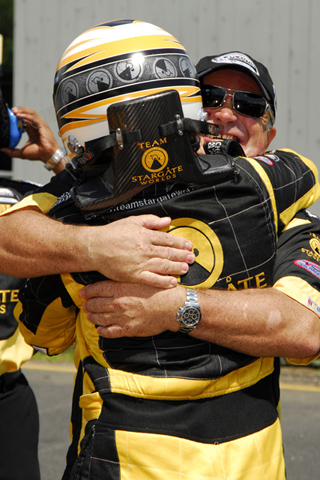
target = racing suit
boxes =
[14,149,320,480]
[0,178,40,480]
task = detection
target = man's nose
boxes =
[206,97,238,123]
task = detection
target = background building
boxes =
[8,0,320,214]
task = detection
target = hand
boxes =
[88,215,195,288]
[81,280,186,338]
[1,106,61,165]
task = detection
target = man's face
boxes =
[200,69,276,157]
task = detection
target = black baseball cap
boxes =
[196,51,277,122]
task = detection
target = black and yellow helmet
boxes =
[53,19,202,153]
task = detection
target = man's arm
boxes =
[81,281,320,359]
[81,210,320,359]
[0,106,195,287]
[0,208,194,287]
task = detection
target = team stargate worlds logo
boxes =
[310,236,320,257]
[132,144,184,185]
[142,147,169,172]
[304,235,320,262]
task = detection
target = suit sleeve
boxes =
[245,149,320,233]
[273,209,320,364]
[0,169,75,216]
[15,274,77,356]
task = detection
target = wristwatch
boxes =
[176,288,202,334]
[44,147,67,170]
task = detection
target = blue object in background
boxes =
[8,108,25,148]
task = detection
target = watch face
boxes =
[182,306,201,327]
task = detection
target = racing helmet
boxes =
[53,19,202,155]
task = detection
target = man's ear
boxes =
[266,126,277,149]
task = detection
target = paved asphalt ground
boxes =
[23,362,320,480]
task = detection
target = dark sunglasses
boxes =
[201,84,273,121]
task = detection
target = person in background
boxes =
[0,89,63,480]
[1,106,65,174]
[13,22,320,480]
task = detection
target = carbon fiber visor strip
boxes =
[96,373,279,444]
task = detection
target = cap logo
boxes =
[212,52,260,77]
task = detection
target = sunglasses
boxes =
[201,84,273,121]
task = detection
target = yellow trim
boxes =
[286,356,320,366]
[0,327,34,376]
[0,203,12,214]
[102,356,274,400]
[246,158,278,233]
[115,419,285,479]
[59,86,201,139]
[273,276,320,316]
[273,277,320,365]
[278,149,320,225]
[58,34,183,71]
[59,276,276,400]
[0,192,58,216]
[282,217,310,231]
[280,189,320,227]
[62,273,86,306]
[281,148,320,181]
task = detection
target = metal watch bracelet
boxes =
[44,147,67,170]
[176,288,201,334]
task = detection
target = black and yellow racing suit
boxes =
[0,178,41,480]
[13,149,320,480]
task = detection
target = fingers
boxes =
[84,215,195,286]
[137,215,193,251]
[96,324,123,338]
[12,106,44,126]
[139,250,193,288]
[0,146,23,158]
[139,215,172,229]
[84,302,126,338]
[81,279,181,338]
[80,281,114,300]
[138,214,171,231]
[5,106,60,163]
[150,244,195,264]
[87,312,123,338]
[153,231,193,252]
[138,255,190,287]
[139,271,179,288]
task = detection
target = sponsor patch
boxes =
[254,156,273,165]
[306,297,320,315]
[254,154,280,165]
[294,259,320,279]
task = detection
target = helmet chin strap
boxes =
[67,90,239,212]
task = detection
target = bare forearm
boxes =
[0,209,195,287]
[193,287,320,358]
[0,209,95,276]
[83,282,320,358]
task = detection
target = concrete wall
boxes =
[12,0,320,213]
